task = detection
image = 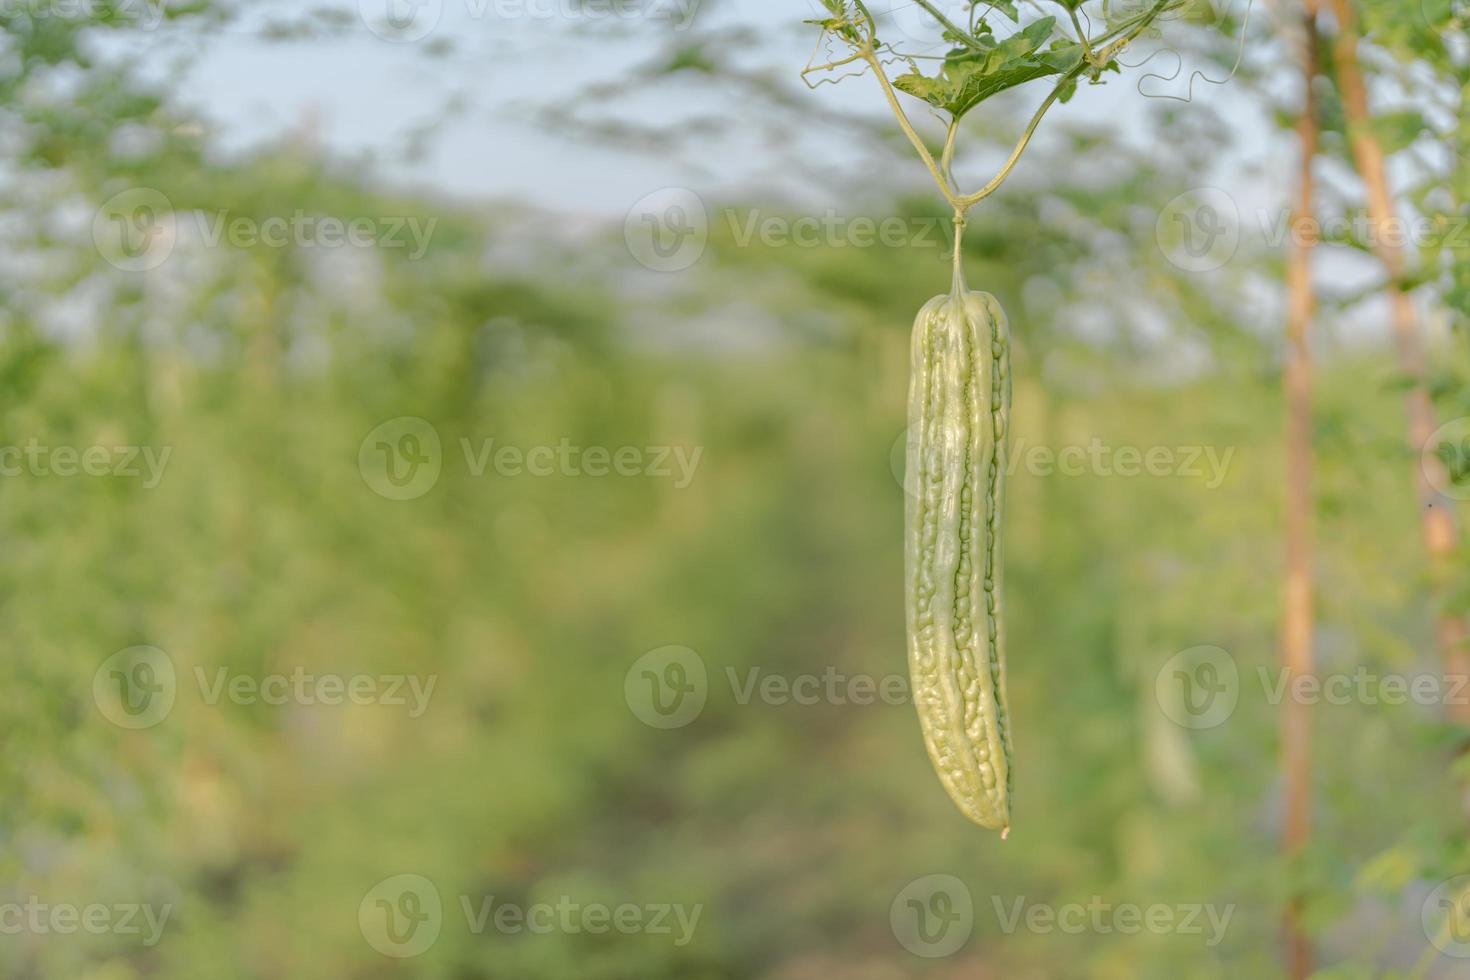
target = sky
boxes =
[72,0,1453,350]
[155,0,1282,217]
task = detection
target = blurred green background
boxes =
[2,1,1470,977]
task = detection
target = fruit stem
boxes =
[951,209,967,294]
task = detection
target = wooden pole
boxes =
[1324,0,1470,738]
[1281,2,1321,975]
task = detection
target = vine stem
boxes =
[910,0,984,50]
[956,82,1065,208]
[859,44,963,211]
[941,118,960,193]
[856,0,1175,214]
[1067,6,1097,63]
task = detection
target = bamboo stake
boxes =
[1325,0,1470,744]
[1280,1,1322,974]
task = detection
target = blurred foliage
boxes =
[0,2,1469,979]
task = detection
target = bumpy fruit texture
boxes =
[904,289,1013,833]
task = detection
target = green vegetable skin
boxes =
[904,288,1013,834]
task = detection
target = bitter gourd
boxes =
[904,279,1013,835]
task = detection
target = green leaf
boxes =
[1005,15,1059,55]
[1354,845,1421,894]
[893,17,1067,118]
[1038,39,1085,73]
[1366,110,1430,156]
[807,0,874,45]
